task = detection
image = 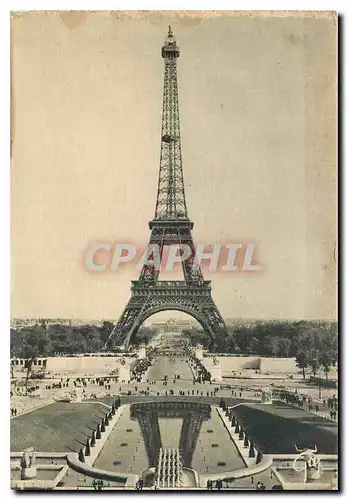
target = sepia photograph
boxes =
[10,10,338,491]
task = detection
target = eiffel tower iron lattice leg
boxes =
[106,27,227,350]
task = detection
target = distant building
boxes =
[150,317,194,333]
[11,357,47,368]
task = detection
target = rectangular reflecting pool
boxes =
[94,401,245,476]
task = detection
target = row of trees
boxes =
[11,322,156,392]
[10,321,157,360]
[294,327,338,381]
[182,320,338,380]
[11,319,338,384]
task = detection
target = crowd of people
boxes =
[10,373,124,417]
[206,479,268,491]
[187,354,212,382]
[206,479,223,490]
[135,478,144,490]
[278,389,338,421]
[131,358,152,382]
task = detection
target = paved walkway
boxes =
[146,356,193,382]
[93,405,148,475]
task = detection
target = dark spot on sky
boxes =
[60,11,88,30]
[286,33,298,45]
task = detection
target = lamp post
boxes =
[313,358,321,400]
[316,365,322,400]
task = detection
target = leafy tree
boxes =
[250,337,261,354]
[319,352,332,382]
[100,321,114,343]
[21,325,48,394]
[295,329,321,378]
[296,351,309,380]
[266,336,282,357]
[307,348,321,377]
[277,337,292,358]
[223,334,236,354]
[132,327,156,346]
[10,328,26,358]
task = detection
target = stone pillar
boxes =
[195,347,204,360]
[331,469,338,490]
[137,346,147,359]
[21,466,37,480]
[20,451,37,480]
[211,367,222,382]
[118,365,131,383]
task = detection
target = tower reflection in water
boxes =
[130,402,211,468]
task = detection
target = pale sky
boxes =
[11,11,337,321]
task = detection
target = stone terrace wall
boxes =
[202,357,260,373]
[259,357,297,373]
[46,356,135,375]
[202,356,298,375]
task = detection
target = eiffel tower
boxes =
[106,27,227,350]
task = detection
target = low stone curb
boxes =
[67,452,139,487]
[216,407,255,467]
[85,404,124,467]
[11,465,68,490]
[66,403,140,487]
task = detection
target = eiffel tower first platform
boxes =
[106,27,228,350]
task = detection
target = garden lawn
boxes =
[232,401,338,454]
[11,402,109,452]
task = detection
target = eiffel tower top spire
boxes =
[154,26,188,221]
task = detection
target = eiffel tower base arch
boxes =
[106,280,227,350]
